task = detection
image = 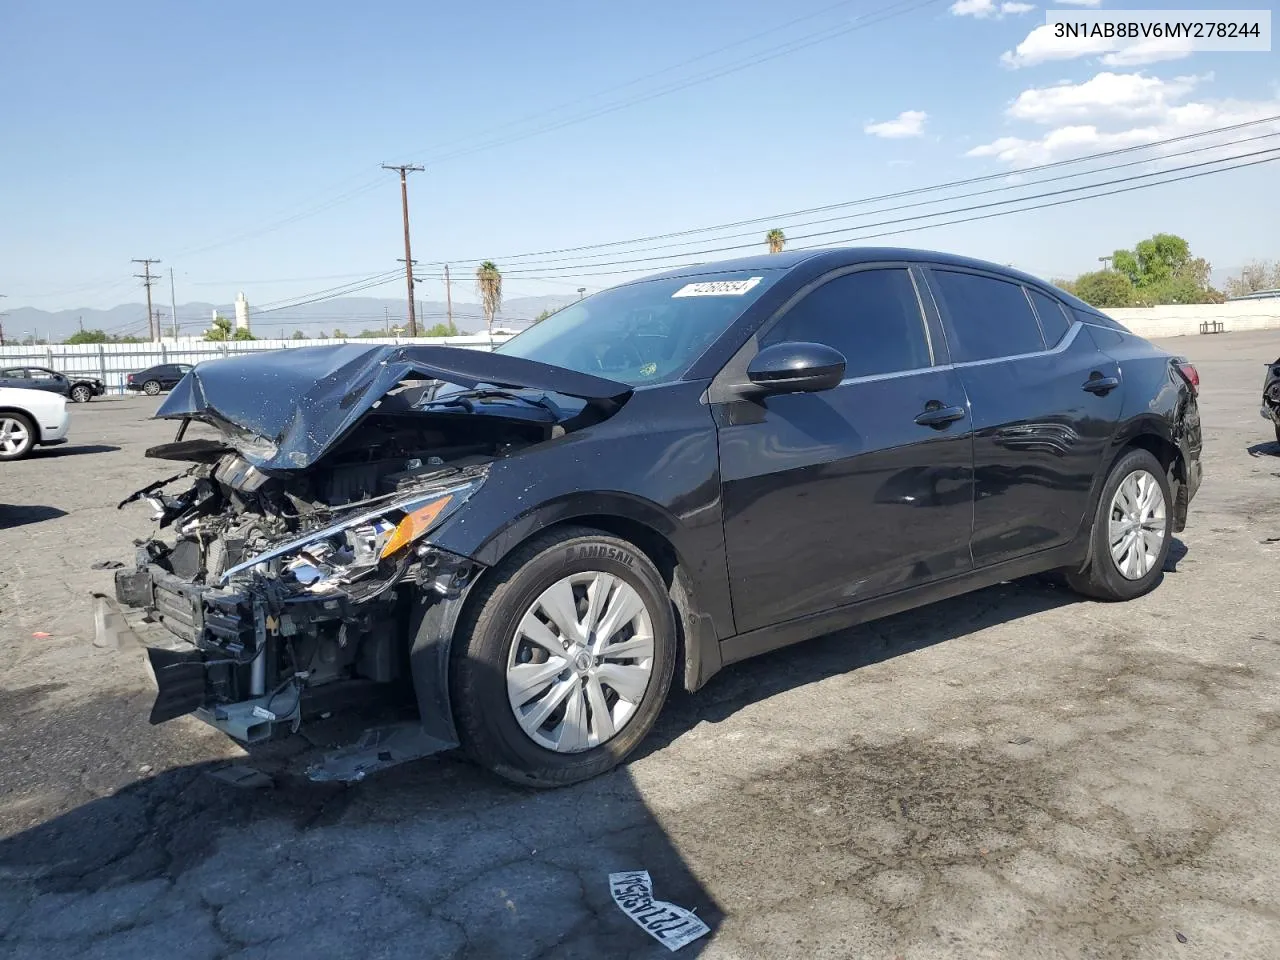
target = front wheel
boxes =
[450,527,677,787]
[0,412,36,461]
[70,384,93,403]
[1064,448,1173,601]
[142,380,161,396]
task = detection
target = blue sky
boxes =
[1,0,1276,313]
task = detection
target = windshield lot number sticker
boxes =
[609,870,710,951]
[671,277,763,298]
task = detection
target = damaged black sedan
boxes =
[114,248,1202,786]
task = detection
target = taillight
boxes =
[1174,361,1199,395]
[127,374,135,382]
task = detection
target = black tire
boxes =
[450,526,677,787]
[142,380,162,396]
[70,384,93,403]
[1064,448,1173,601]
[0,411,37,461]
[1274,422,1280,447]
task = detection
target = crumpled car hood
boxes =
[154,343,632,470]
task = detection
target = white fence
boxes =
[0,334,516,396]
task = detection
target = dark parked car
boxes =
[0,366,105,403]
[112,248,1202,786]
[126,363,193,396]
[1262,355,1280,444]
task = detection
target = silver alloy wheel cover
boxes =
[0,417,31,457]
[144,381,160,395]
[506,571,656,753]
[1108,468,1167,580]
[72,386,90,402]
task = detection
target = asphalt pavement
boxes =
[2,330,1279,959]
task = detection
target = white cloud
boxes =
[1002,23,1193,69]
[950,0,1034,18]
[1008,72,1207,125]
[865,110,928,138]
[968,71,1280,167]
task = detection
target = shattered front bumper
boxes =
[115,563,287,742]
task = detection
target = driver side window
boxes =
[760,268,932,380]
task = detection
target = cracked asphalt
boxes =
[2,329,1279,959]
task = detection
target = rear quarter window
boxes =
[930,270,1045,362]
[1026,289,1072,347]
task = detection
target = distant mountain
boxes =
[2,294,578,343]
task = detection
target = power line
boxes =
[487,150,1280,282]
[419,115,1280,269]
[482,140,1280,276]
[444,129,1280,274]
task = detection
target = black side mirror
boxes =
[745,341,846,395]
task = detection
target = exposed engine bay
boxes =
[115,411,534,745]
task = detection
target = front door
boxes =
[925,268,1124,566]
[715,265,975,635]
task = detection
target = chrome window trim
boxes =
[947,319,1084,369]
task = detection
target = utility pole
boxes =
[78,316,84,333]
[444,264,453,330]
[169,267,179,339]
[132,259,161,342]
[0,293,7,347]
[382,163,424,336]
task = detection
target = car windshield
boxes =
[491,270,782,387]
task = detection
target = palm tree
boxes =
[476,261,503,333]
[766,228,786,254]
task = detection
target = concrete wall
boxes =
[1107,299,1280,339]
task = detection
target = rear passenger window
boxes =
[1027,289,1071,347]
[931,270,1044,362]
[761,268,931,379]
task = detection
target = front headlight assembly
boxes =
[218,479,481,594]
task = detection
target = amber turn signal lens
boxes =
[380,496,453,559]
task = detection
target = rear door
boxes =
[715,264,974,634]
[923,267,1122,567]
[27,368,68,394]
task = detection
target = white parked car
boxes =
[0,386,71,460]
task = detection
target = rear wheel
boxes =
[0,413,36,461]
[451,526,676,787]
[70,384,93,403]
[1064,448,1172,601]
[142,380,161,396]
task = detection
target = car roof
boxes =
[630,245,1104,315]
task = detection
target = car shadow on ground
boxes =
[36,444,121,458]
[0,503,68,529]
[1246,439,1280,458]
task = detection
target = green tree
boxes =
[204,314,233,341]
[475,261,503,333]
[1105,234,1220,304]
[333,329,349,339]
[1224,260,1280,298]
[65,329,109,345]
[422,321,459,337]
[291,329,308,339]
[232,327,256,341]
[1073,270,1135,308]
[534,308,553,323]
[766,228,786,254]
[357,328,387,338]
